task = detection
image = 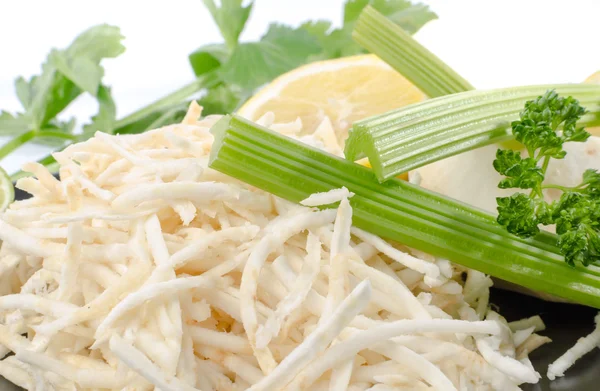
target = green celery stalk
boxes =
[344,84,600,182]
[353,6,473,98]
[209,114,600,309]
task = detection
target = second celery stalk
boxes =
[349,7,600,182]
[344,84,600,182]
[353,5,474,98]
[209,115,600,309]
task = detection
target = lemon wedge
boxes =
[237,54,426,142]
[585,71,600,84]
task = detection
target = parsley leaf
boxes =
[344,0,373,24]
[50,51,104,97]
[496,193,543,237]
[189,43,230,77]
[581,169,600,196]
[0,24,125,143]
[50,25,125,96]
[494,90,600,267]
[298,20,333,47]
[198,85,242,115]
[261,24,323,65]
[302,0,436,61]
[0,111,29,136]
[202,0,254,50]
[190,0,436,106]
[493,149,544,190]
[219,25,322,91]
[81,86,117,139]
[381,2,438,34]
[558,228,600,267]
[4,0,437,179]
[553,192,600,266]
[219,42,292,91]
[16,62,79,130]
[497,192,554,238]
[512,90,589,158]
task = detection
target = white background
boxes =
[1,0,599,173]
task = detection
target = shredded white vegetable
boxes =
[250,280,372,391]
[476,336,540,383]
[300,187,354,207]
[0,104,568,391]
[547,312,600,380]
[508,315,546,332]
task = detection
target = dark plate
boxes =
[2,189,599,390]
[489,288,600,391]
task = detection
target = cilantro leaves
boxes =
[2,0,436,180]
[0,25,124,151]
[189,0,437,114]
[81,86,118,140]
[494,90,600,266]
[220,25,322,91]
[202,0,254,51]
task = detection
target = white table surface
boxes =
[0,0,599,174]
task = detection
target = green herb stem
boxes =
[37,131,77,141]
[209,114,600,308]
[0,131,36,161]
[0,129,75,162]
[114,72,219,133]
[541,155,551,174]
[352,6,473,98]
[345,84,600,182]
[36,154,56,167]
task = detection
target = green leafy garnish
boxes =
[81,86,118,139]
[189,0,436,101]
[495,90,600,266]
[188,43,229,77]
[198,85,243,115]
[218,27,322,91]
[202,0,254,50]
[3,0,436,180]
[493,149,544,190]
[0,25,124,157]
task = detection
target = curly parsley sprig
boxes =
[494,90,600,266]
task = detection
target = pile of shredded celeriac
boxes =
[0,102,596,391]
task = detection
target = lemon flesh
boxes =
[238,54,426,144]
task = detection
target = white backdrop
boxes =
[1,0,599,173]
